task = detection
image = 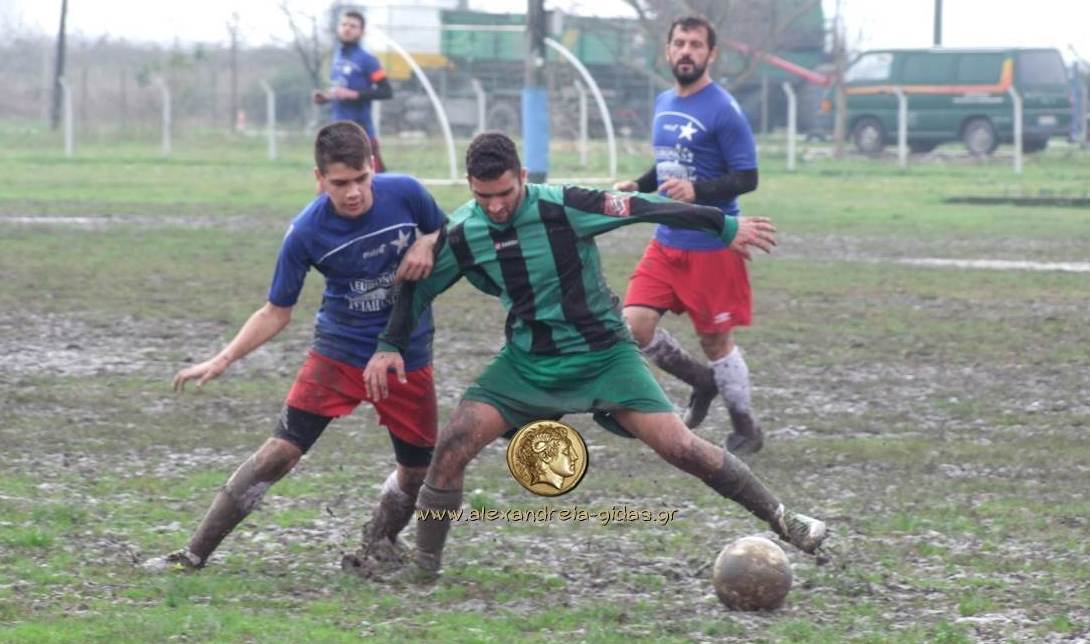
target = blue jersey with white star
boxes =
[330,43,385,138]
[268,174,445,370]
[651,82,757,250]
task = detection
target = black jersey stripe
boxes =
[447,223,474,269]
[539,202,617,350]
[562,185,604,214]
[487,226,556,354]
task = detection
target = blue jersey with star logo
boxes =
[268,174,445,370]
[330,43,385,138]
[651,82,757,250]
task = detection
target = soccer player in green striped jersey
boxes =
[363,132,826,582]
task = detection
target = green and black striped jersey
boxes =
[377,183,739,356]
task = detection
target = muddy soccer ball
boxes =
[712,535,792,611]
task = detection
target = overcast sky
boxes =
[2,0,1088,63]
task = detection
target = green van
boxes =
[820,48,1071,155]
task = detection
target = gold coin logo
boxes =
[506,420,588,497]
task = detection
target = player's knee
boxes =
[658,432,702,472]
[397,465,428,496]
[698,333,732,360]
[623,311,657,347]
[255,437,302,480]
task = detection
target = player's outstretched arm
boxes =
[363,351,405,401]
[172,302,293,393]
[728,216,777,260]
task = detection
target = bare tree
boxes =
[617,0,822,91]
[279,1,325,89]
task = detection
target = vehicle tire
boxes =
[852,117,886,156]
[1022,137,1049,153]
[486,102,520,134]
[962,117,998,156]
[908,141,938,153]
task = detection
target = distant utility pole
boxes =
[49,0,69,130]
[228,13,240,131]
[523,0,549,182]
[933,0,943,46]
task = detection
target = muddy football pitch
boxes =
[2,133,1089,642]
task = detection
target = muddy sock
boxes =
[363,470,418,544]
[413,483,462,573]
[710,346,752,414]
[701,451,782,525]
[186,455,274,564]
[643,328,716,391]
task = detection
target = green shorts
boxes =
[463,340,674,429]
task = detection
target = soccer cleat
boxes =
[341,521,409,580]
[682,382,718,429]
[771,505,827,554]
[725,409,764,455]
[381,554,440,586]
[142,548,203,572]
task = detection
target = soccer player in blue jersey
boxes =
[144,122,444,572]
[615,16,764,455]
[313,10,393,172]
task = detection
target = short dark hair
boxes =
[667,16,717,50]
[314,121,372,174]
[465,132,521,180]
[342,10,365,28]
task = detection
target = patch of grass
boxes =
[957,592,998,617]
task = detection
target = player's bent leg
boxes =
[702,332,763,455]
[408,401,510,582]
[144,407,330,571]
[342,438,432,578]
[612,410,824,554]
[647,328,719,429]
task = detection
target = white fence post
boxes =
[155,78,171,156]
[372,101,381,138]
[575,81,589,168]
[59,76,73,157]
[544,37,617,180]
[782,81,796,171]
[894,87,908,169]
[1007,86,1022,175]
[470,78,486,135]
[259,80,277,161]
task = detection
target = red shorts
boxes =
[285,350,436,448]
[624,239,752,335]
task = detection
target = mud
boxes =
[3,216,1088,641]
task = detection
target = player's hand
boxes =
[329,86,357,101]
[660,178,696,203]
[173,354,231,393]
[729,216,777,260]
[311,89,328,105]
[363,351,405,401]
[395,235,436,283]
[612,180,638,192]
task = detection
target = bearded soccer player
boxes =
[144,122,444,572]
[313,10,393,172]
[363,132,826,583]
[615,16,763,454]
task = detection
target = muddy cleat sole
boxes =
[726,410,764,455]
[142,548,203,572]
[772,506,827,554]
[683,384,718,429]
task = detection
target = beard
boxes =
[671,58,707,85]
